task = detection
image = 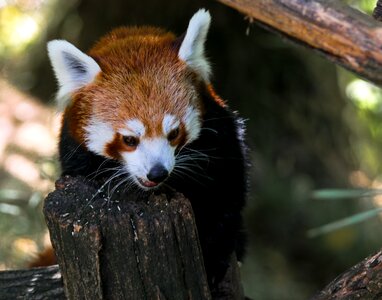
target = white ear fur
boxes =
[178,9,211,82]
[47,40,101,110]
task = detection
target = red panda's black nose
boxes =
[147,164,169,183]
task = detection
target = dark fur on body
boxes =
[59,84,248,289]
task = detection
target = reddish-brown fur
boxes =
[63,26,204,160]
[28,247,56,268]
[207,84,226,108]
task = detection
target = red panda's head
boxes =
[48,9,211,189]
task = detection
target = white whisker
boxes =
[171,168,209,187]
[63,141,86,161]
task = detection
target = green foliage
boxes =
[312,188,382,200]
[308,206,382,237]
[347,0,377,14]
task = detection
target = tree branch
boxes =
[216,0,382,86]
[0,265,65,299]
[373,0,382,21]
[311,249,382,299]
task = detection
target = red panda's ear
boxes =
[178,9,211,82]
[47,40,101,110]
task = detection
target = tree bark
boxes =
[215,0,382,86]
[311,249,382,299]
[0,265,65,300]
[373,0,382,22]
[43,175,213,299]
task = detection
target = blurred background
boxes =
[0,0,382,299]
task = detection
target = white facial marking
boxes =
[119,119,146,137]
[178,9,211,82]
[162,114,180,135]
[84,117,114,156]
[47,40,101,110]
[121,137,175,188]
[183,106,201,142]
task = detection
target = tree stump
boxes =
[44,175,212,299]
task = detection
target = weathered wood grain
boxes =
[216,0,382,86]
[311,249,382,299]
[44,175,212,299]
[0,265,65,300]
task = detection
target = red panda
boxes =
[47,9,247,293]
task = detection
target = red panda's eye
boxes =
[168,128,179,141]
[123,136,139,148]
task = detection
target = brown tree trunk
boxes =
[43,175,213,299]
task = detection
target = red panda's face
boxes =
[80,78,202,188]
[48,9,211,189]
[77,47,203,189]
[84,112,199,189]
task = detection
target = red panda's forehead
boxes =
[89,27,184,77]
[88,66,198,137]
[81,27,202,137]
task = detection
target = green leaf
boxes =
[307,207,382,238]
[0,189,26,201]
[312,189,382,200]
